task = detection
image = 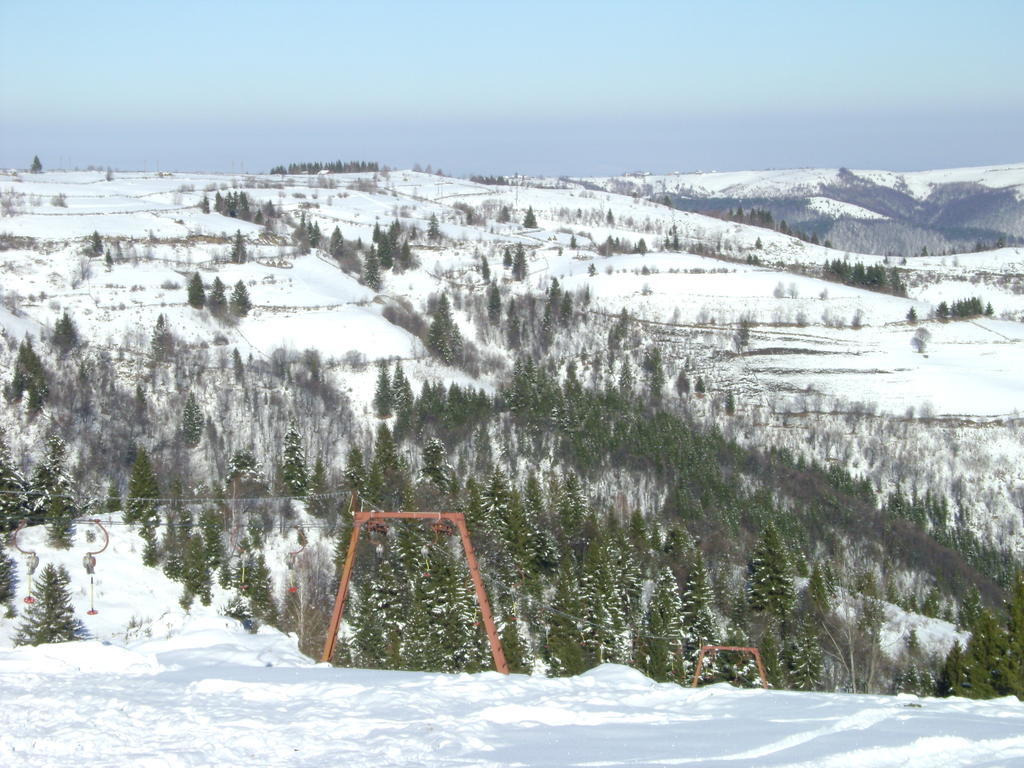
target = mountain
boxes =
[579,164,1024,256]
[0,165,1022,703]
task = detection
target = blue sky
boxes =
[1,0,1020,175]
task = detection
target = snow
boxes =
[1,633,1021,767]
[1,520,1015,766]
[807,196,888,220]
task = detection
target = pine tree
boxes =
[427,214,441,242]
[681,550,719,652]
[151,314,172,360]
[748,522,795,623]
[208,277,227,316]
[0,546,16,614]
[230,230,247,264]
[90,230,103,256]
[181,393,203,448]
[362,247,382,291]
[487,281,502,325]
[419,438,454,497]
[7,338,47,413]
[639,566,688,682]
[229,281,252,317]
[961,609,1012,697]
[30,435,77,549]
[523,206,537,228]
[427,293,463,366]
[0,431,28,532]
[641,347,665,402]
[14,564,83,645]
[373,360,393,418]
[187,272,206,309]
[51,312,79,354]
[125,447,161,566]
[789,616,823,690]
[30,155,42,173]
[352,558,405,668]
[545,558,587,676]
[306,457,330,518]
[579,534,628,664]
[512,244,528,281]
[280,424,308,496]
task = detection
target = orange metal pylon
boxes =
[321,493,509,674]
[691,645,769,689]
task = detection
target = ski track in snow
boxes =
[1,626,1022,768]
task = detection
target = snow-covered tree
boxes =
[280,424,308,496]
[30,435,78,549]
[748,522,795,622]
[426,293,463,366]
[14,564,83,645]
[0,431,28,532]
[181,393,203,448]
[639,566,687,682]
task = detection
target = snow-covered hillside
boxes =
[1,166,1023,557]
[1,624,1022,767]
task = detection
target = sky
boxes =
[1,0,1021,176]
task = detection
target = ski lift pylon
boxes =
[11,519,39,604]
[82,519,109,615]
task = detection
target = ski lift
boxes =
[81,519,109,615]
[422,514,456,578]
[364,516,389,558]
[11,519,39,604]
[286,525,307,593]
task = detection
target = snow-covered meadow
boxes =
[2,621,1023,768]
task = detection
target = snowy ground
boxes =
[1,622,1021,768]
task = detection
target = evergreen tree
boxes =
[329,226,343,258]
[151,314,172,360]
[90,230,103,256]
[30,435,77,549]
[125,447,161,565]
[7,338,48,413]
[352,558,404,668]
[373,360,393,418]
[681,550,719,652]
[306,457,330,518]
[280,423,308,496]
[51,312,79,354]
[362,247,382,291]
[229,281,252,317]
[14,564,83,645]
[427,293,463,366]
[419,438,454,497]
[187,272,206,309]
[207,277,227,316]
[0,546,15,614]
[181,393,203,449]
[487,281,502,325]
[545,558,587,676]
[230,230,247,264]
[641,347,665,402]
[0,431,28,532]
[579,534,628,664]
[181,529,213,607]
[427,214,441,242]
[639,566,688,682]
[30,155,42,173]
[523,206,537,228]
[748,522,795,623]
[788,616,823,690]
[512,244,528,281]
[961,609,1013,697]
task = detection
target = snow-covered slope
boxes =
[1,629,1022,767]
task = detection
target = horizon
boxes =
[2,0,1022,176]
